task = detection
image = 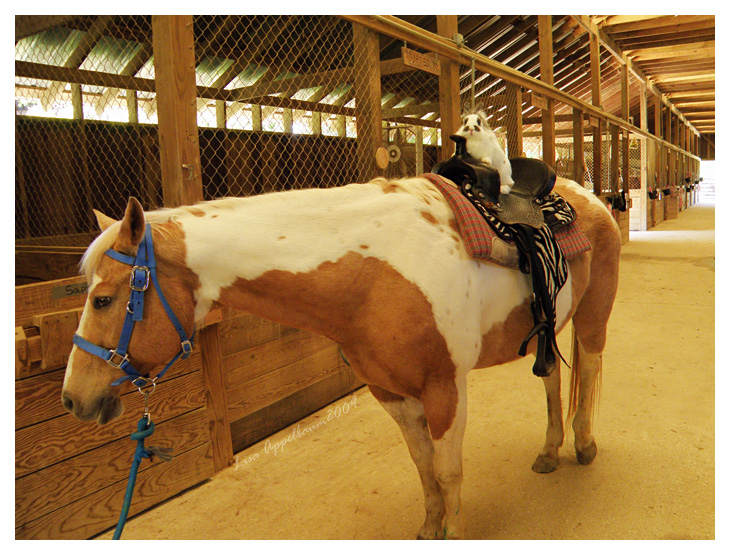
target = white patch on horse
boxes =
[64,273,101,388]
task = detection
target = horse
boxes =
[61,174,620,539]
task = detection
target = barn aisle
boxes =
[97,203,715,540]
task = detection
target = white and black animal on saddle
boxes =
[454,108,514,195]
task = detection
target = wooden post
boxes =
[437,15,461,161]
[572,108,584,185]
[199,324,234,472]
[152,15,204,207]
[505,82,523,157]
[638,86,648,230]
[538,15,555,166]
[620,62,630,195]
[127,90,138,124]
[352,23,383,181]
[590,26,602,196]
[610,123,619,194]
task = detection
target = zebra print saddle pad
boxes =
[423,172,592,377]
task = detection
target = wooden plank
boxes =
[15,368,206,478]
[15,276,88,328]
[226,345,342,422]
[352,23,383,182]
[32,309,80,372]
[218,314,281,357]
[15,327,31,377]
[15,351,202,430]
[436,15,461,161]
[224,330,336,389]
[15,407,210,528]
[230,369,363,454]
[152,15,204,207]
[16,442,214,540]
[199,324,234,472]
[15,250,84,284]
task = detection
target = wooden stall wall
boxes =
[202,309,362,454]
[15,276,216,540]
[15,277,361,539]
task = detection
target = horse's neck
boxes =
[181,184,395,335]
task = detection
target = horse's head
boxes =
[62,198,197,425]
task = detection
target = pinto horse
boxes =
[61,175,620,539]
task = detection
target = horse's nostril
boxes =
[62,393,74,413]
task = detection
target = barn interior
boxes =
[14,15,715,540]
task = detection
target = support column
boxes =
[572,108,584,185]
[505,82,523,158]
[437,15,461,161]
[589,25,602,196]
[352,23,383,181]
[152,15,204,207]
[538,15,555,166]
[620,62,630,196]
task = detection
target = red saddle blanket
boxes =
[423,173,591,269]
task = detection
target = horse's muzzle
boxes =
[61,391,123,425]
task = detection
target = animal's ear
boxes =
[474,102,484,112]
[93,209,117,232]
[114,197,146,255]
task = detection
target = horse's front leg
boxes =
[369,385,445,539]
[421,375,468,539]
[532,358,564,473]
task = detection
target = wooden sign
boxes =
[530,92,548,110]
[589,115,599,128]
[401,47,441,75]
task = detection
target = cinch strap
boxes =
[73,224,194,387]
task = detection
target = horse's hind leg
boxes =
[421,375,468,539]
[369,385,445,539]
[532,359,564,473]
[569,335,602,465]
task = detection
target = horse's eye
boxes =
[93,296,112,309]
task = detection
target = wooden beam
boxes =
[152,15,204,207]
[602,15,714,34]
[352,23,383,181]
[436,15,461,161]
[538,15,555,166]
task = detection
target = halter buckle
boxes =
[130,266,150,291]
[108,350,130,369]
[180,340,193,358]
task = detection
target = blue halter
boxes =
[73,224,194,387]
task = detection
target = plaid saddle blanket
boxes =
[422,173,591,269]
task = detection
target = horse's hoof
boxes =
[531,453,559,473]
[576,440,597,465]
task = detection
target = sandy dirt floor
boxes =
[99,202,715,540]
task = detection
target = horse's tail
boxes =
[566,326,602,425]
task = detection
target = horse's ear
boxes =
[114,198,146,255]
[93,209,117,232]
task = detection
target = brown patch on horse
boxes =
[183,207,206,217]
[216,252,458,439]
[360,244,370,250]
[421,211,438,225]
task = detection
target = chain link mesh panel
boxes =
[15,15,158,246]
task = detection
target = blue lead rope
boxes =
[113,416,156,540]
